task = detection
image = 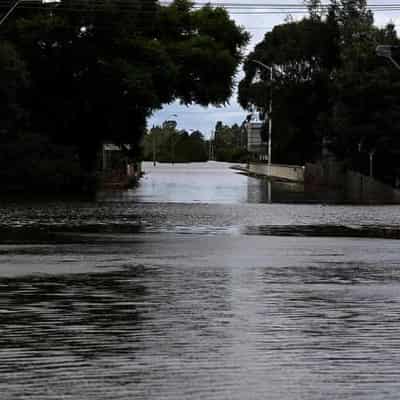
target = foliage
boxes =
[0,131,83,192]
[0,41,29,134]
[239,14,340,164]
[239,0,400,182]
[143,123,208,163]
[214,121,248,162]
[0,0,249,189]
[143,120,248,164]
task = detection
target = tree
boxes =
[3,0,249,175]
[176,130,208,162]
[304,0,323,20]
[239,1,400,184]
[0,41,29,135]
[143,124,208,163]
[326,3,400,182]
[239,14,340,164]
[214,121,247,162]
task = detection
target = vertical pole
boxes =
[268,97,272,166]
[369,151,374,177]
[211,131,215,160]
[102,144,107,171]
[152,134,156,166]
[268,67,273,175]
[171,134,175,164]
[267,180,272,203]
[214,129,217,161]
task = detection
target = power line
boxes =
[4,0,400,11]
[4,0,400,18]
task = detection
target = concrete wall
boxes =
[346,171,400,204]
[304,161,400,204]
[246,160,400,203]
[248,163,305,182]
[305,160,345,188]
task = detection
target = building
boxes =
[245,120,268,161]
[98,143,141,189]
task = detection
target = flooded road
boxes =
[2,162,400,399]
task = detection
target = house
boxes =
[98,143,141,189]
[245,120,268,162]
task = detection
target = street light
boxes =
[376,45,400,71]
[358,138,375,178]
[167,114,178,164]
[250,59,273,167]
[0,0,60,26]
[369,149,375,178]
[375,44,400,178]
[152,125,157,166]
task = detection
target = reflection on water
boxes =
[98,162,342,205]
[98,161,251,204]
[2,240,400,399]
[1,162,400,399]
[247,179,344,204]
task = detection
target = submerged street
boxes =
[1,162,400,399]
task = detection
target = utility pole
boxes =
[214,129,217,161]
[374,45,400,178]
[171,133,175,164]
[165,114,177,164]
[250,59,273,167]
[268,73,272,166]
[152,133,157,166]
[209,131,215,160]
[369,149,375,178]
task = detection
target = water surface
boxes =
[1,162,400,399]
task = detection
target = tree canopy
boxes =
[214,121,247,162]
[143,123,208,163]
[239,0,400,182]
[0,0,249,180]
[239,14,340,164]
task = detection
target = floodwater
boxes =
[1,161,400,399]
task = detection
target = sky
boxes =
[148,0,400,138]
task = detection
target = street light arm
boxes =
[250,59,274,82]
[0,0,60,25]
[388,55,400,72]
[0,0,21,25]
[250,59,272,73]
[376,45,400,71]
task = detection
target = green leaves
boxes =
[158,1,249,105]
[239,0,400,177]
[0,41,29,133]
[143,124,208,163]
[1,0,248,175]
[214,121,247,162]
[239,17,339,164]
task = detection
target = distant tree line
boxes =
[143,122,208,163]
[143,120,248,164]
[0,0,248,192]
[213,121,248,162]
[239,0,400,185]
